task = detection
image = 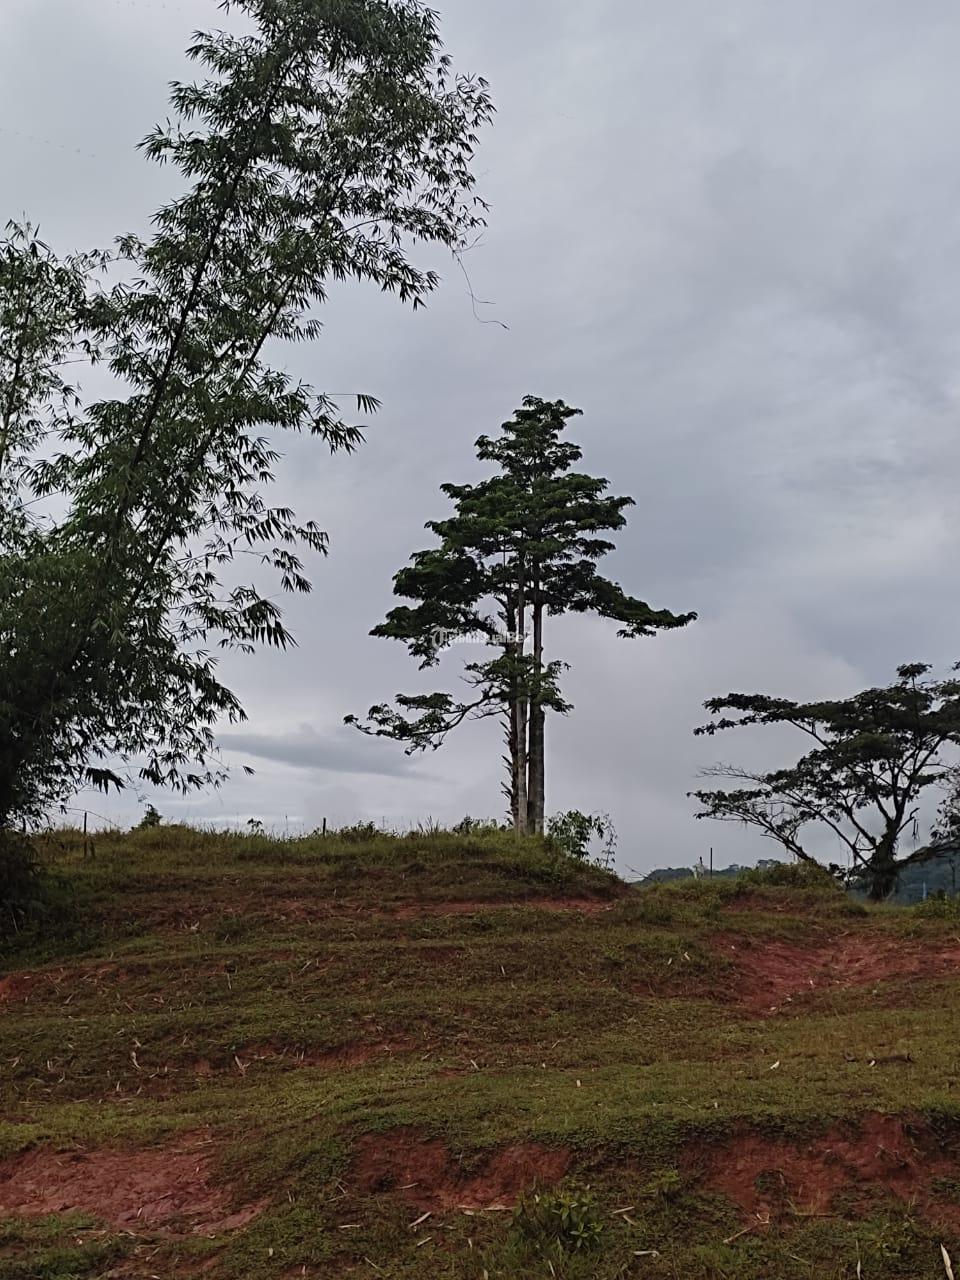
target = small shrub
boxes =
[136,804,163,830]
[512,1184,604,1257]
[858,1212,922,1265]
[915,894,960,920]
[641,1167,684,1202]
[547,811,617,867]
[335,821,382,843]
[736,860,837,891]
[451,815,508,835]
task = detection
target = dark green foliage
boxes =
[451,815,509,835]
[511,1184,605,1259]
[136,804,162,830]
[735,859,838,891]
[349,397,695,832]
[0,0,493,829]
[546,810,617,866]
[934,779,960,844]
[0,832,47,935]
[0,831,81,949]
[693,663,960,900]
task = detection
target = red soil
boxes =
[716,933,960,1014]
[351,1129,571,1210]
[694,1113,960,1227]
[0,1132,261,1234]
[0,972,39,1005]
[0,962,150,1013]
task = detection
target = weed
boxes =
[641,1167,684,1202]
[512,1184,605,1256]
[916,895,960,921]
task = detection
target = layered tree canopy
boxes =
[693,663,960,899]
[349,396,696,832]
[0,0,493,827]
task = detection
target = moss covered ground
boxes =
[2,827,960,1277]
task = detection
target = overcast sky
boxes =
[6,0,960,873]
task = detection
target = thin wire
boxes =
[454,249,509,331]
[57,805,124,830]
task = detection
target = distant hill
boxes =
[881,848,960,904]
[638,852,960,905]
[635,857,780,885]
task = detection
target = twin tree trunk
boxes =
[507,573,545,838]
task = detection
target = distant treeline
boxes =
[637,853,960,904]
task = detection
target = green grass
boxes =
[2,827,960,1277]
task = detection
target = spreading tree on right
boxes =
[693,662,960,899]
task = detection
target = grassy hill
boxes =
[3,828,960,1278]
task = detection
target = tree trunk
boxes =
[503,710,519,830]
[867,831,899,901]
[527,590,545,835]
[515,578,528,836]
[515,702,528,835]
[502,599,520,831]
[527,705,544,834]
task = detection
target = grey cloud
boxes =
[218,726,420,779]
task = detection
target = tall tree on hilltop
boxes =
[692,663,960,900]
[0,0,493,830]
[347,397,697,833]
